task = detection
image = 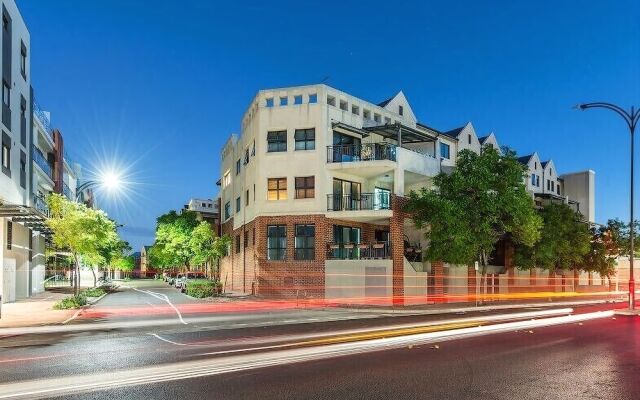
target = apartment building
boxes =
[184,198,220,234]
[217,84,595,304]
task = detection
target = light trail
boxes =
[0,310,614,399]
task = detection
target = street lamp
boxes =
[577,102,640,311]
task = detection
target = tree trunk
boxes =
[479,251,488,305]
[73,254,80,296]
[91,267,97,287]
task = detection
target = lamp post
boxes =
[578,102,640,311]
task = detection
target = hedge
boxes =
[53,295,87,310]
[185,279,221,298]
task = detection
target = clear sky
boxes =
[17,0,640,251]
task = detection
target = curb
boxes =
[62,292,109,325]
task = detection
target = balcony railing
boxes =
[327,242,391,260]
[327,143,396,163]
[33,195,49,216]
[63,182,75,200]
[32,145,53,180]
[33,97,53,138]
[327,192,392,211]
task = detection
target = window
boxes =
[235,235,241,253]
[236,159,241,175]
[295,176,315,199]
[534,162,537,169]
[363,109,371,120]
[20,42,27,79]
[557,184,561,195]
[295,224,315,260]
[440,142,450,159]
[549,168,553,176]
[468,134,471,144]
[339,100,348,111]
[294,95,302,105]
[20,97,26,146]
[1,132,10,175]
[294,128,315,150]
[244,231,249,248]
[19,151,25,189]
[251,140,255,156]
[398,105,403,116]
[236,197,241,213]
[244,148,249,165]
[224,201,231,220]
[374,113,381,123]
[6,220,12,250]
[266,97,274,107]
[253,183,256,201]
[351,105,359,115]
[2,81,9,107]
[268,178,287,200]
[551,181,555,191]
[384,117,391,124]
[280,96,288,106]
[223,171,231,187]
[245,189,249,206]
[309,93,317,103]
[536,175,540,187]
[267,225,286,260]
[531,174,536,186]
[547,180,550,190]
[267,130,287,152]
[327,95,336,106]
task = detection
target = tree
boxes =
[154,210,200,270]
[515,203,591,273]
[406,147,542,293]
[189,221,230,279]
[113,254,135,277]
[47,194,117,295]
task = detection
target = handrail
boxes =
[31,145,53,179]
[327,143,397,163]
[327,242,391,259]
[326,192,392,211]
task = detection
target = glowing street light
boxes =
[76,170,123,201]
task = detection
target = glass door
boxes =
[333,225,361,259]
[374,187,391,210]
[333,132,361,162]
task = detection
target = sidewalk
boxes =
[0,289,77,328]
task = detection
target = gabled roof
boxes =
[517,154,535,165]
[478,135,490,144]
[442,126,465,138]
[541,161,550,168]
[377,96,393,107]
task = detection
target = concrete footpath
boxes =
[0,290,76,328]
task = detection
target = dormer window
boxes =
[398,105,403,116]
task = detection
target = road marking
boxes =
[131,287,188,325]
[148,333,187,346]
[0,310,614,399]
[62,308,83,325]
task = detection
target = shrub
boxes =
[53,295,87,310]
[185,279,217,298]
[82,287,106,298]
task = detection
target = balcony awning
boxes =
[363,122,438,144]
[331,122,370,138]
[0,203,53,237]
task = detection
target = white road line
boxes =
[0,310,614,399]
[148,333,187,346]
[131,287,188,325]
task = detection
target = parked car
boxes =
[177,272,207,292]
[173,273,185,288]
[164,272,177,283]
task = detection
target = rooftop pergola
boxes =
[363,122,438,145]
[0,202,53,240]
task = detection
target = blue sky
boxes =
[18,0,639,250]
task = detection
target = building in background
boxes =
[216,84,596,303]
[131,251,141,278]
[139,245,156,278]
[184,198,220,235]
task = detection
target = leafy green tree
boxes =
[189,221,231,279]
[406,147,542,292]
[148,242,176,272]
[515,203,591,273]
[113,254,135,277]
[47,194,117,295]
[154,210,200,269]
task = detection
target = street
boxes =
[0,281,637,399]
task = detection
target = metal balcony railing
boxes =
[327,242,391,260]
[63,182,75,200]
[326,192,392,211]
[327,143,396,163]
[33,97,53,138]
[33,195,49,216]
[32,145,53,180]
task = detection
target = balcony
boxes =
[326,242,391,260]
[33,97,53,139]
[327,192,391,211]
[327,143,396,163]
[32,145,53,181]
[33,195,49,217]
[63,182,75,200]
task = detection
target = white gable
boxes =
[379,91,417,125]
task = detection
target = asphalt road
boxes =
[1,281,637,400]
